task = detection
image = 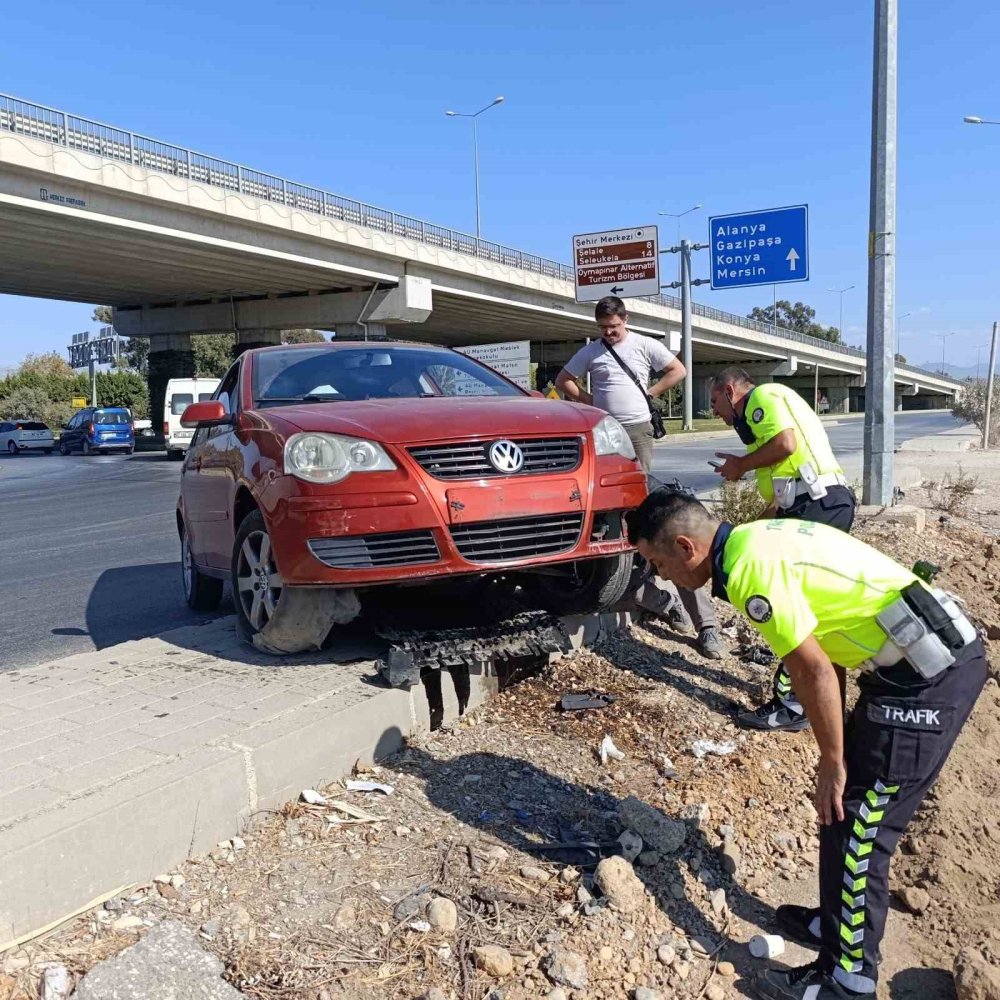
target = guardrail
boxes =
[0,92,956,386]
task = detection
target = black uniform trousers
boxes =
[771,486,858,706]
[817,639,987,992]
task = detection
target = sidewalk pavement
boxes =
[0,610,618,947]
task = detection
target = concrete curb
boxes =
[0,610,629,945]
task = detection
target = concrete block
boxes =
[0,746,249,943]
[862,504,927,535]
[45,748,167,794]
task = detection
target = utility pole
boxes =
[984,321,998,449]
[662,240,710,430]
[863,0,897,506]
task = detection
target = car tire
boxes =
[520,552,634,617]
[6,441,17,455]
[167,450,184,462]
[181,524,223,611]
[82,440,93,456]
[59,440,69,456]
[125,446,134,455]
[43,448,53,454]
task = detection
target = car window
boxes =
[170,393,194,415]
[251,347,522,407]
[202,363,240,441]
[94,410,130,425]
[67,413,81,429]
[198,392,215,402]
[0,423,10,432]
[22,422,48,431]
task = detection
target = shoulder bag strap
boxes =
[603,341,655,416]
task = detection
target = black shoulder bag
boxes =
[602,341,667,439]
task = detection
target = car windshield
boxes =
[251,346,524,407]
[94,410,130,425]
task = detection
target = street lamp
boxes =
[658,205,702,284]
[445,96,505,239]
[964,116,1000,125]
[896,311,911,357]
[827,285,855,339]
[933,332,957,375]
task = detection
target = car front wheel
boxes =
[7,441,17,455]
[59,440,69,455]
[181,524,223,611]
[520,552,634,617]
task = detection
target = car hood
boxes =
[259,398,605,444]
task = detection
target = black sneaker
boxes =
[753,960,873,1000]
[655,601,694,635]
[738,696,810,732]
[773,906,883,965]
[776,904,821,946]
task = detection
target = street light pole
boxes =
[863,0,897,506]
[445,96,505,239]
[985,321,998,449]
[933,332,957,375]
[658,205,701,284]
[895,311,911,358]
[827,285,855,340]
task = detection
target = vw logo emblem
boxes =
[488,439,524,474]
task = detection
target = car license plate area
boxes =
[446,478,581,524]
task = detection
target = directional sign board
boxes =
[708,205,808,290]
[456,341,532,391]
[572,225,659,303]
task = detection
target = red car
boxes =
[177,342,647,652]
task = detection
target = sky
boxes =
[1,0,998,372]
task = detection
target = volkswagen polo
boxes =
[176,342,647,653]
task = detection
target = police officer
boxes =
[710,366,856,732]
[627,490,986,1000]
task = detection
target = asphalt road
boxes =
[0,411,961,670]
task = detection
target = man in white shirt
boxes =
[555,296,725,660]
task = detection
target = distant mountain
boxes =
[911,361,986,379]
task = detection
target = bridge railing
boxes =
[0,93,954,385]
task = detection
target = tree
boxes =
[17,352,75,382]
[119,337,150,375]
[953,378,999,447]
[748,300,842,344]
[92,305,114,325]
[194,334,237,377]
[281,329,326,344]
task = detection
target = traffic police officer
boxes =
[627,490,986,1000]
[710,366,856,733]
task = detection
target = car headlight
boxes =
[283,433,397,484]
[592,415,636,460]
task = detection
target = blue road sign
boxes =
[708,205,808,290]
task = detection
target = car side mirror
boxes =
[180,401,232,428]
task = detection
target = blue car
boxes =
[59,407,135,455]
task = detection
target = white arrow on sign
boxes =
[786,248,800,272]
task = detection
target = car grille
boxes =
[408,437,582,480]
[308,530,440,569]
[449,512,584,563]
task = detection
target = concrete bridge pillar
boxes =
[826,386,850,414]
[148,333,195,446]
[690,374,712,418]
[233,329,281,357]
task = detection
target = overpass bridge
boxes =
[0,92,962,422]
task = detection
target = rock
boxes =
[3,955,29,974]
[710,888,727,914]
[898,886,931,915]
[634,989,663,1000]
[599,946,614,962]
[483,845,509,862]
[556,902,575,918]
[153,873,171,884]
[576,885,593,904]
[772,831,797,854]
[880,505,926,535]
[103,897,123,912]
[38,966,73,1000]
[170,874,186,889]
[112,915,145,933]
[986,624,1000,641]
[394,892,428,922]
[157,882,180,900]
[707,985,726,1000]
[428,897,458,934]
[691,936,714,956]
[681,802,711,826]
[424,990,448,1000]
[669,881,685,900]
[673,959,691,980]
[542,948,589,990]
[199,919,220,940]
[74,921,243,999]
[657,945,676,966]
[718,961,736,977]
[800,800,819,824]
[332,905,356,930]
[618,796,687,854]
[560,867,580,884]
[231,836,246,852]
[637,851,661,867]
[520,865,550,882]
[546,990,569,1000]
[474,945,514,978]
[720,843,741,876]
[618,830,644,863]
[954,948,1000,1000]
[594,856,647,914]
[901,836,924,855]
[227,905,251,930]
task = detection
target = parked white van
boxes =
[164,377,220,460]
